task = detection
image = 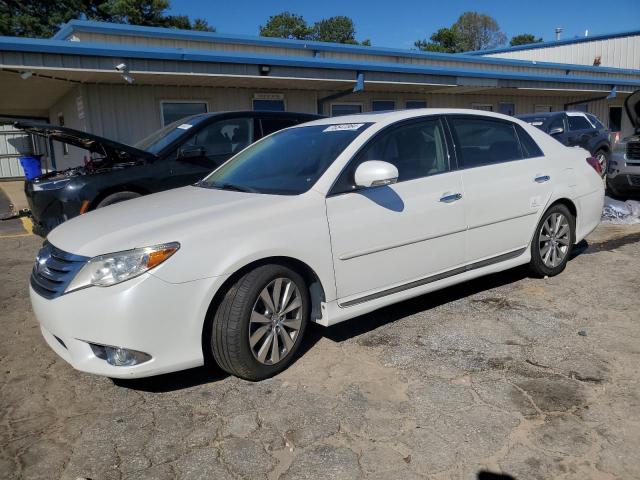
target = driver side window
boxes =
[331,118,449,195]
[184,118,253,157]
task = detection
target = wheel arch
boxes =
[89,184,151,210]
[548,197,577,220]
[201,255,327,365]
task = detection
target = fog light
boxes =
[89,343,151,366]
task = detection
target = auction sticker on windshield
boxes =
[323,123,365,132]
[177,124,193,130]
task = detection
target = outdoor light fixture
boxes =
[19,71,33,80]
[114,63,135,83]
[259,64,271,76]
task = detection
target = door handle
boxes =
[534,175,551,183]
[439,192,463,203]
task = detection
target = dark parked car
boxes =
[18,111,321,236]
[607,89,640,197]
[517,111,610,175]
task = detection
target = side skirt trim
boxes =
[338,247,527,308]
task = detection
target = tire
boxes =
[529,204,575,278]
[96,191,142,208]
[593,149,608,178]
[211,264,309,381]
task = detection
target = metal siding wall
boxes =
[486,35,640,70]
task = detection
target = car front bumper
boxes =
[607,150,640,192]
[30,272,225,378]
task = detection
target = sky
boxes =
[168,0,640,50]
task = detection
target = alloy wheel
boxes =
[249,278,303,365]
[538,213,571,268]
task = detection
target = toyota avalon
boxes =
[30,109,604,381]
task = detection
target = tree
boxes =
[415,11,506,53]
[259,11,311,40]
[510,33,543,47]
[0,0,214,38]
[260,11,370,45]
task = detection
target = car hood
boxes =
[47,186,296,257]
[625,89,640,131]
[15,121,156,165]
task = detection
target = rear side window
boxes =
[567,115,592,131]
[586,114,605,129]
[515,125,544,158]
[449,117,523,168]
[548,115,565,132]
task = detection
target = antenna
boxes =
[555,27,563,40]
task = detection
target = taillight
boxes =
[586,156,603,176]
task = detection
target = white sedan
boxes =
[30,109,604,381]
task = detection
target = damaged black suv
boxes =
[19,111,320,236]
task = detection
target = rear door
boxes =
[566,113,597,151]
[447,115,555,263]
[326,117,467,303]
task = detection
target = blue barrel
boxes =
[19,155,42,180]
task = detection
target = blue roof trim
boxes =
[2,36,640,88]
[466,28,640,55]
[51,20,640,77]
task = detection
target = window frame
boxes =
[252,98,286,112]
[330,102,363,117]
[535,105,553,113]
[160,100,209,127]
[444,114,533,171]
[498,102,516,116]
[327,115,454,197]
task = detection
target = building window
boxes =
[57,113,69,155]
[331,104,362,116]
[406,100,427,109]
[471,103,493,112]
[498,102,515,116]
[609,106,622,132]
[253,99,285,112]
[568,103,588,113]
[535,105,552,113]
[161,102,207,126]
[253,93,285,112]
[372,100,395,112]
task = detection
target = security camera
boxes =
[115,63,128,72]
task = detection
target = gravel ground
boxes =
[1,224,639,480]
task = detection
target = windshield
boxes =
[134,114,209,154]
[198,123,370,195]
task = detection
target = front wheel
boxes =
[529,204,575,277]
[211,264,309,381]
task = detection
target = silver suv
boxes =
[607,90,640,197]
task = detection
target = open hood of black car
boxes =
[14,121,157,162]
[624,89,640,131]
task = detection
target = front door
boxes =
[325,117,467,302]
[162,117,254,189]
[447,115,555,263]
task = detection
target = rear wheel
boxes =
[529,204,575,277]
[96,191,142,208]
[211,264,309,381]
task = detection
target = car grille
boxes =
[30,242,88,299]
[627,142,640,161]
[628,175,640,187]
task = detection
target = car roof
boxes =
[198,111,323,120]
[298,108,522,128]
[517,112,561,119]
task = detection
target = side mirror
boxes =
[178,146,205,160]
[354,161,399,188]
[549,127,564,136]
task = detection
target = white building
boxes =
[1,20,639,177]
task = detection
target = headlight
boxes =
[65,242,180,293]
